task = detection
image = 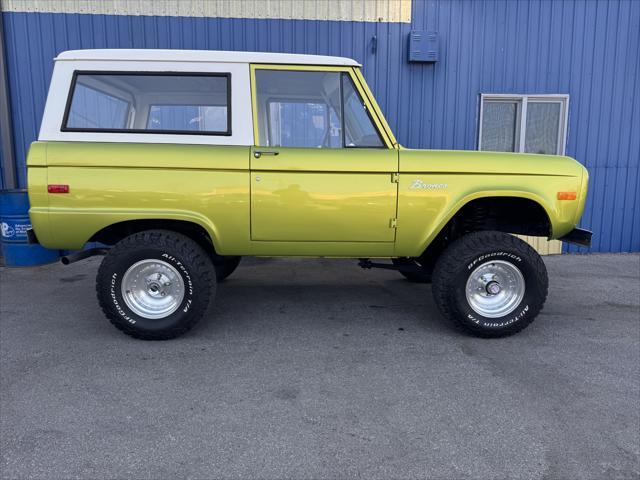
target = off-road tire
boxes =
[392,258,432,283]
[96,230,215,340]
[432,231,548,337]
[215,256,241,282]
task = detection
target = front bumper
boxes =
[559,228,592,247]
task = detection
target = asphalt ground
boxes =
[1,253,639,479]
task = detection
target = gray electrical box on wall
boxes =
[408,31,439,62]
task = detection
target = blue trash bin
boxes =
[0,189,60,267]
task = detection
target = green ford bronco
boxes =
[27,49,590,340]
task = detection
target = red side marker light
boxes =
[557,191,577,200]
[48,184,69,194]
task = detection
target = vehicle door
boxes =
[249,65,398,243]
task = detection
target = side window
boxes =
[254,69,384,148]
[64,72,230,135]
[479,95,568,155]
[255,70,342,148]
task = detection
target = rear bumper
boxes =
[559,228,592,247]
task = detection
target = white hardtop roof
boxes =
[55,49,360,66]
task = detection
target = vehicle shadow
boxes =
[196,275,451,337]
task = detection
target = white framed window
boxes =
[478,94,569,155]
[39,60,253,146]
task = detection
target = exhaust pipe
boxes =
[60,248,109,265]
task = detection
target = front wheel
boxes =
[96,230,215,340]
[432,231,548,337]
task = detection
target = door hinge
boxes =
[391,173,399,183]
[389,218,398,228]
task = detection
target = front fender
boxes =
[395,175,581,257]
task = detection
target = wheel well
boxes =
[89,219,216,254]
[418,197,551,266]
[448,197,551,238]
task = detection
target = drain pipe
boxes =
[0,6,17,189]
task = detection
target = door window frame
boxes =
[478,93,569,155]
[249,64,396,149]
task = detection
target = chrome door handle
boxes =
[254,150,279,158]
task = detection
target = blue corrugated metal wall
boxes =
[1,0,638,252]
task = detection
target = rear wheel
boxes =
[432,231,548,337]
[96,230,215,340]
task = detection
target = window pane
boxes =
[255,70,342,148]
[525,102,561,155]
[480,101,520,152]
[342,74,383,147]
[65,73,229,134]
[266,101,341,148]
[67,83,129,129]
[147,105,227,132]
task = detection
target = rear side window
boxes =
[63,72,231,135]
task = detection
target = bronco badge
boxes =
[409,179,448,190]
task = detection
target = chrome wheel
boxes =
[465,260,525,318]
[121,259,185,319]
